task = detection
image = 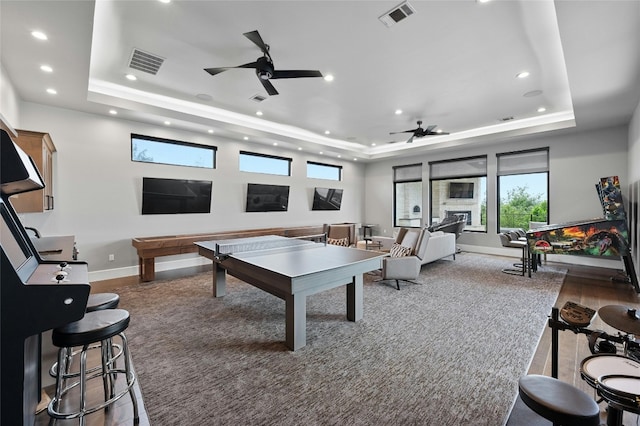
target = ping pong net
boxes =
[214,235,316,261]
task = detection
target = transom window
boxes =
[239,151,292,176]
[131,134,216,169]
[307,161,342,181]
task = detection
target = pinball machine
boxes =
[526,176,639,293]
[0,129,90,425]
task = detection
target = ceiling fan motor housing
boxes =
[256,56,274,80]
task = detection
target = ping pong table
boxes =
[195,235,385,350]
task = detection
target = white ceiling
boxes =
[1,0,639,162]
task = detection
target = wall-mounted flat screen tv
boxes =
[449,182,474,199]
[246,183,289,212]
[312,187,343,211]
[142,177,212,214]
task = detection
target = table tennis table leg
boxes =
[346,275,363,322]
[212,263,227,297]
[285,294,306,351]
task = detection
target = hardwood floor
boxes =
[34,260,639,425]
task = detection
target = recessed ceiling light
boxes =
[164,121,171,125]
[537,107,547,113]
[256,111,263,116]
[208,129,214,134]
[516,71,530,79]
[298,147,302,151]
[109,109,117,115]
[31,31,47,40]
[324,130,330,135]
[319,151,324,155]
[323,74,334,82]
[46,88,57,95]
[126,74,137,81]
[158,0,171,3]
[244,136,249,140]
[273,142,278,146]
[353,158,358,161]
[395,109,403,115]
[371,143,376,146]
[40,65,53,73]
[436,129,443,133]
[477,0,492,3]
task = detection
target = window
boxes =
[307,161,342,181]
[393,164,422,228]
[131,134,216,169]
[430,156,487,232]
[239,151,292,176]
[497,148,548,232]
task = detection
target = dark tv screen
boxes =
[246,183,289,212]
[449,182,474,199]
[142,177,212,214]
[312,187,343,211]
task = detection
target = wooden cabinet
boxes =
[10,130,56,212]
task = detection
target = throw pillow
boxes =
[327,237,349,246]
[390,243,412,257]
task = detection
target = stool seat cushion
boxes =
[519,375,600,426]
[86,292,120,312]
[52,309,130,348]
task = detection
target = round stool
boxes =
[48,309,139,425]
[86,292,120,312]
[50,292,122,378]
[518,375,600,426]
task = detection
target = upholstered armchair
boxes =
[324,223,356,247]
[381,227,429,290]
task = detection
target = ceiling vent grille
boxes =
[379,1,416,27]
[128,48,165,75]
[250,94,267,103]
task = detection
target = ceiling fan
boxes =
[389,120,449,143]
[204,30,323,96]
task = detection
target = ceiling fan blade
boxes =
[205,61,259,76]
[270,70,323,79]
[389,128,419,135]
[260,78,279,96]
[204,67,231,76]
[407,135,415,143]
[425,125,437,133]
[243,30,270,56]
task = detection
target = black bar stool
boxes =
[48,309,139,425]
[518,375,600,426]
[49,292,122,378]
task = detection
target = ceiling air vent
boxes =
[128,48,165,75]
[250,94,267,103]
[379,1,416,27]
[499,116,515,122]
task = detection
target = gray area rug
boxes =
[117,252,565,425]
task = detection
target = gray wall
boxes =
[16,102,366,280]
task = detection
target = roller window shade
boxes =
[497,149,548,176]
[430,156,486,179]
[394,163,422,182]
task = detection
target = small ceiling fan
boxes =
[204,30,323,96]
[389,120,449,143]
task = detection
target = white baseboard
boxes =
[89,256,212,282]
